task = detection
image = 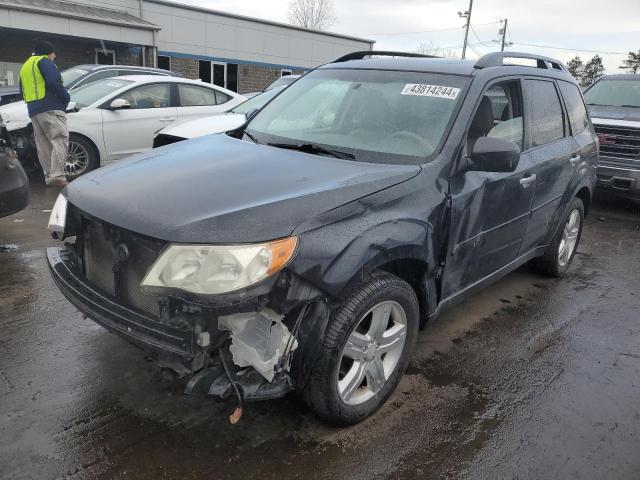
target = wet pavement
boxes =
[1,178,639,480]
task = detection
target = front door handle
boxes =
[159,117,176,122]
[570,154,581,166]
[520,174,536,188]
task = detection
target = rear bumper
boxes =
[596,163,640,198]
[47,247,201,370]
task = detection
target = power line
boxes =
[510,42,627,55]
[469,24,497,47]
[367,20,501,36]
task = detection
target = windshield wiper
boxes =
[620,105,640,108]
[268,142,355,160]
[243,130,259,144]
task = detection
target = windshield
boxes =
[231,87,284,115]
[584,79,640,108]
[70,79,133,108]
[265,76,297,91]
[61,67,89,87]
[246,69,468,164]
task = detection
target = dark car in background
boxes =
[0,64,183,172]
[0,114,28,218]
[584,74,640,198]
[47,51,597,425]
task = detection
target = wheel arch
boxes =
[575,186,591,216]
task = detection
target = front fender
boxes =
[288,178,445,298]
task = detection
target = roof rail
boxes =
[475,52,567,72]
[332,50,439,63]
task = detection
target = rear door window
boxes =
[525,79,565,148]
[558,81,589,134]
[178,84,218,106]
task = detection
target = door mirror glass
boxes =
[468,136,520,172]
[109,98,131,110]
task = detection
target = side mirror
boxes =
[109,98,131,110]
[65,101,78,113]
[245,108,259,121]
[467,136,520,173]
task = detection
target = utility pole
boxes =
[458,0,474,59]
[500,18,508,51]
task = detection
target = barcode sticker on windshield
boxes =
[401,84,460,99]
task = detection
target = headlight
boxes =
[47,194,67,233]
[141,237,298,295]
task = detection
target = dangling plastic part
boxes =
[229,406,243,424]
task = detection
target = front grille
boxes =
[595,125,640,168]
[77,209,166,318]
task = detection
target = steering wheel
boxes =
[389,131,434,153]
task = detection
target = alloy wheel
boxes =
[337,300,408,405]
[65,141,90,177]
[558,209,580,267]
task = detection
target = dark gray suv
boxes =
[47,51,598,424]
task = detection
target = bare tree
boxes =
[415,42,459,59]
[287,0,336,31]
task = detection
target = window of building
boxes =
[525,79,565,148]
[198,60,238,92]
[558,81,589,134]
[120,83,171,109]
[157,55,171,71]
[199,60,211,83]
[95,49,116,65]
[281,69,293,77]
[227,63,238,92]
[178,84,217,106]
[212,62,226,88]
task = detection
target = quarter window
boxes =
[178,84,218,106]
[558,81,589,134]
[526,79,565,147]
[120,83,171,109]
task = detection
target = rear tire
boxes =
[529,197,584,277]
[299,271,419,425]
[65,134,98,180]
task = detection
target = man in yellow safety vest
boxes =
[19,39,70,187]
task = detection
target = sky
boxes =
[179,0,639,72]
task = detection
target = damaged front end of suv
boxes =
[46,128,428,419]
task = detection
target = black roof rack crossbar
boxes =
[332,51,439,63]
[475,52,567,71]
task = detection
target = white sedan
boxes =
[64,76,244,177]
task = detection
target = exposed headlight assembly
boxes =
[142,237,298,295]
[47,194,68,234]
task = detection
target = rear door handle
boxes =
[520,174,536,188]
[570,154,581,166]
[159,117,176,122]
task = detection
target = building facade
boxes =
[0,0,374,93]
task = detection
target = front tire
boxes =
[65,134,98,180]
[529,197,584,277]
[300,271,419,425]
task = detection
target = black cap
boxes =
[33,39,55,56]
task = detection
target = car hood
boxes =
[66,134,421,243]
[157,113,246,139]
[0,101,30,131]
[588,105,640,123]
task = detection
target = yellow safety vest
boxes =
[19,55,48,103]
